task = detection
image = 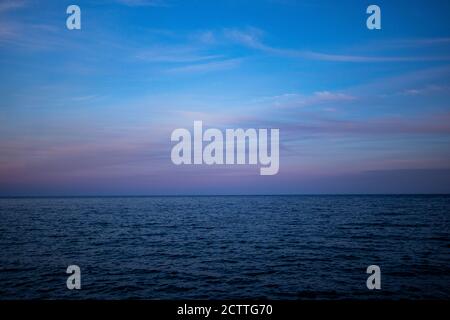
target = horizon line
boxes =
[1,193,449,198]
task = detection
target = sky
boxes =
[0,0,449,195]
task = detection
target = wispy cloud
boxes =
[281,112,450,137]
[0,1,29,41]
[255,91,356,109]
[223,27,450,62]
[190,30,217,44]
[0,21,17,40]
[302,51,450,62]
[223,27,266,50]
[70,94,104,102]
[135,45,223,63]
[0,18,77,49]
[375,37,450,49]
[166,58,243,74]
[0,0,27,12]
[115,0,168,7]
[400,84,450,96]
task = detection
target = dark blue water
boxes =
[0,195,449,299]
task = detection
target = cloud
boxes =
[0,21,17,40]
[346,65,450,99]
[0,20,79,49]
[400,84,450,96]
[375,37,450,49]
[70,94,104,102]
[166,58,243,74]
[135,45,223,63]
[255,91,356,109]
[190,30,217,44]
[223,27,450,62]
[281,112,450,137]
[302,51,450,62]
[313,91,356,102]
[223,27,266,49]
[115,0,168,7]
[0,0,27,12]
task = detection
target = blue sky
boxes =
[0,0,450,195]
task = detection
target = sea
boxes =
[0,195,449,299]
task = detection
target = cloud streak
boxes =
[115,0,168,7]
[223,27,450,62]
[135,45,224,63]
[0,0,27,12]
[166,58,243,74]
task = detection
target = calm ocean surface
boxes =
[0,195,449,300]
